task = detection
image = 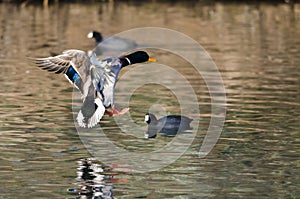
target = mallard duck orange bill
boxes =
[148,57,157,62]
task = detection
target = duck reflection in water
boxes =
[68,158,114,199]
[144,113,193,139]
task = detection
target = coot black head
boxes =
[87,31,103,43]
[144,113,157,124]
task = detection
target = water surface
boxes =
[0,1,299,198]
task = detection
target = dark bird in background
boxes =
[144,113,193,138]
[87,31,138,56]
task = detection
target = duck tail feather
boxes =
[76,98,105,128]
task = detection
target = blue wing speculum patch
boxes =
[66,66,81,88]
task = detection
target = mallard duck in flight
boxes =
[31,50,155,128]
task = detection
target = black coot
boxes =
[144,113,193,138]
[87,31,137,55]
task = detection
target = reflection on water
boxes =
[0,0,299,198]
[68,159,114,199]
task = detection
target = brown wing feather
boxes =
[31,55,72,74]
[30,50,88,75]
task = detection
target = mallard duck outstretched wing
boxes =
[30,49,88,73]
[30,50,91,92]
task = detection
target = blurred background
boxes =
[0,0,299,198]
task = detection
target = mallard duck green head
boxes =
[123,51,156,66]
